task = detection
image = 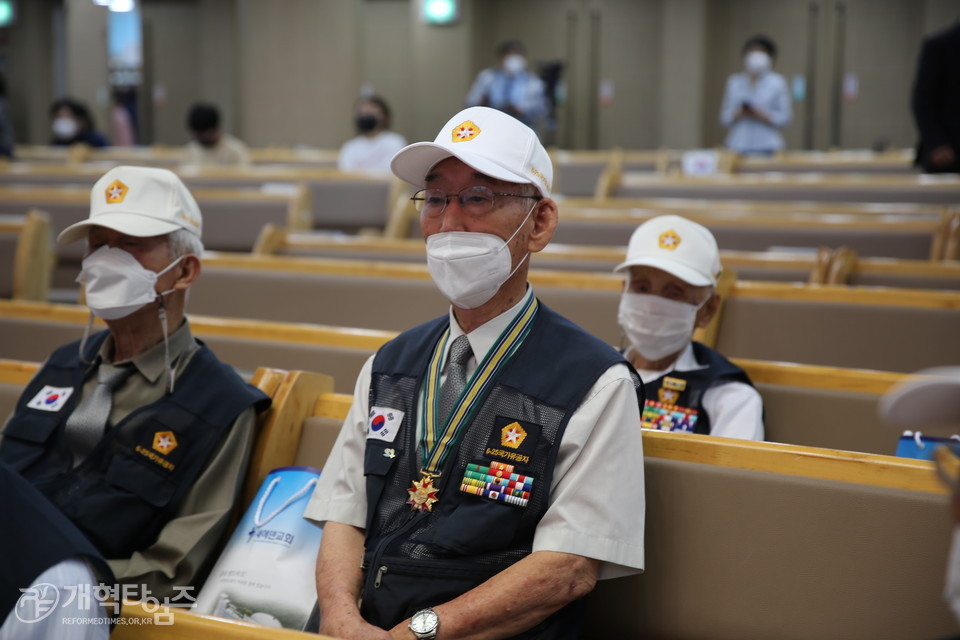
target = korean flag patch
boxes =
[367,407,404,443]
[27,386,75,412]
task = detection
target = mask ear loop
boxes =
[77,311,97,365]
[157,295,174,394]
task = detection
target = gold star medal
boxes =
[407,472,440,512]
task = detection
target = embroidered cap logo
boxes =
[105,180,129,204]
[659,230,681,250]
[451,120,481,142]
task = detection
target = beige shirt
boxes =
[183,133,251,167]
[4,320,256,602]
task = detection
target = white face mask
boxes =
[744,50,772,75]
[503,54,526,75]
[425,203,535,310]
[52,117,79,140]
[618,292,707,362]
[77,246,183,320]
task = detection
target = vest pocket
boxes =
[105,454,177,507]
[1,412,60,443]
[416,498,524,555]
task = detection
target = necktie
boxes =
[437,335,473,426]
[64,363,134,465]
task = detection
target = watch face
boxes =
[411,610,438,633]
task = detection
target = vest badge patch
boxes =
[152,430,178,455]
[642,399,698,433]
[500,421,527,449]
[658,387,680,404]
[26,386,74,412]
[662,376,687,391]
[367,407,404,443]
[485,416,540,466]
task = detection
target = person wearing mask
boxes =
[183,103,250,167]
[0,166,271,601]
[337,95,407,173]
[50,98,109,148]
[306,106,645,640]
[719,35,792,155]
[466,40,549,131]
[615,215,764,441]
[911,20,960,174]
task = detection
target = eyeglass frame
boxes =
[411,185,543,218]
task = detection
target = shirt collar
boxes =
[629,341,708,384]
[447,286,534,365]
[99,319,195,384]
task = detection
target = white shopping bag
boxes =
[193,466,322,630]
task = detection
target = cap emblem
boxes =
[105,180,129,204]
[452,120,481,142]
[659,230,681,250]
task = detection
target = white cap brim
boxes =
[878,367,960,430]
[391,141,536,192]
[58,212,183,244]
[614,255,716,287]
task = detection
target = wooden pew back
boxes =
[0,209,53,300]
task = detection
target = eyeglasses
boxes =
[411,186,542,218]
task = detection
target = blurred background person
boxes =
[337,95,406,173]
[109,87,138,148]
[465,40,548,132]
[50,97,108,148]
[0,73,14,159]
[719,34,792,156]
[911,20,960,174]
[184,102,250,167]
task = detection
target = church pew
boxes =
[0,300,392,395]
[0,162,402,234]
[186,253,960,372]
[0,298,929,457]
[289,385,956,639]
[21,364,942,637]
[600,170,960,204]
[0,209,53,300]
[253,227,960,289]
[0,183,311,292]
[546,206,953,260]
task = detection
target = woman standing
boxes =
[719,35,792,155]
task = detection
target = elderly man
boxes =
[615,215,763,441]
[0,166,270,602]
[305,106,645,640]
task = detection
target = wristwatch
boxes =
[409,607,439,639]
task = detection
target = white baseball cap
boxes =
[58,166,203,244]
[614,215,721,287]
[390,106,552,197]
[878,367,960,430]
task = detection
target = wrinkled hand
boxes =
[319,611,393,640]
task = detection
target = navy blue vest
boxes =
[360,303,642,638]
[0,460,116,623]
[0,330,271,559]
[642,342,753,435]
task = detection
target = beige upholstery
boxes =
[0,315,375,395]
[717,297,960,372]
[293,416,342,469]
[582,458,954,639]
[759,384,892,455]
